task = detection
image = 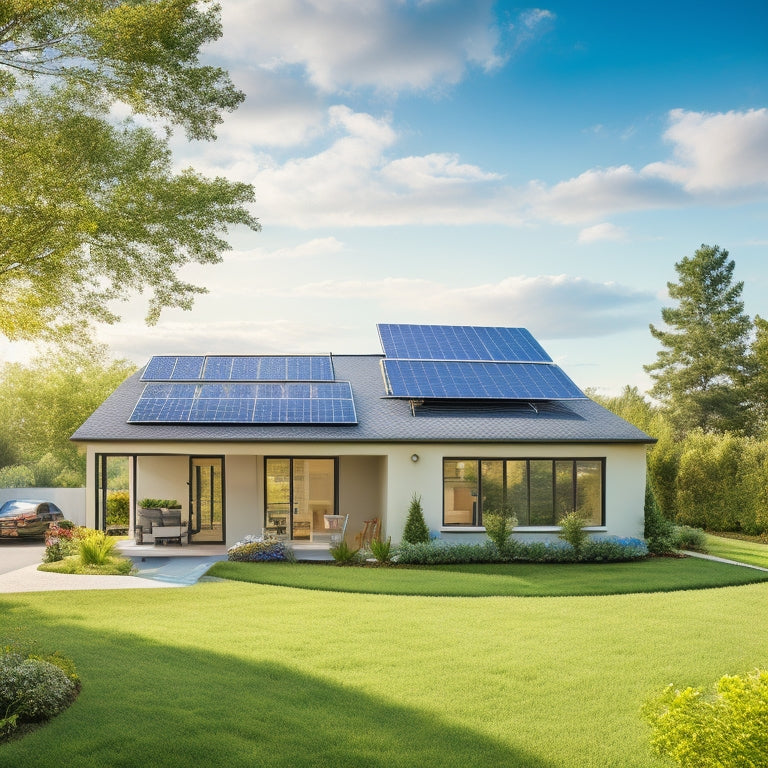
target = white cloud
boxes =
[268,274,656,338]
[212,0,504,94]
[578,223,628,243]
[643,108,768,191]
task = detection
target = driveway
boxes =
[0,540,45,574]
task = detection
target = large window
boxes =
[443,458,604,527]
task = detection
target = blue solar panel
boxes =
[381,360,585,400]
[377,324,551,362]
[128,381,356,424]
[142,355,334,381]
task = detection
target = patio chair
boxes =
[355,518,379,549]
[314,514,348,545]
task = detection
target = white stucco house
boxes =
[71,324,653,547]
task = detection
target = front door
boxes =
[190,457,224,543]
[265,458,336,540]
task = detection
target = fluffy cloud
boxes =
[578,223,628,243]
[212,0,504,93]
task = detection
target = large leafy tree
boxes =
[0,1,259,338]
[0,341,136,481]
[744,315,768,432]
[644,245,751,434]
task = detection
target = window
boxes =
[443,458,604,527]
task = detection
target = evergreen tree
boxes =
[402,494,430,544]
[644,245,751,434]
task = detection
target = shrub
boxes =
[395,541,499,565]
[369,536,392,563]
[671,525,707,551]
[402,494,430,544]
[0,656,75,724]
[644,482,675,554]
[0,464,35,488]
[580,537,648,562]
[43,523,78,563]
[106,491,130,527]
[557,511,589,555]
[138,498,180,509]
[643,669,768,767]
[227,539,290,562]
[329,540,361,565]
[483,506,517,557]
[78,529,117,566]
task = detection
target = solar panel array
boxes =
[142,355,334,382]
[130,355,356,425]
[377,324,585,401]
[377,324,551,362]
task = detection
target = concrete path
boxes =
[680,549,768,572]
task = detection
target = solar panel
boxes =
[141,355,334,381]
[377,324,551,362]
[381,360,585,400]
[128,381,357,424]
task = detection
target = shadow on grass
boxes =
[0,601,557,768]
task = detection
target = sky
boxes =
[6,0,768,395]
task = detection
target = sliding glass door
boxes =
[190,457,224,543]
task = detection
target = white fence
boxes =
[0,488,86,526]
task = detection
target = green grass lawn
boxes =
[209,556,768,596]
[703,533,768,569]
[1,575,767,768]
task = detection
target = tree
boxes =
[402,494,430,544]
[0,1,259,339]
[644,245,751,434]
[744,315,768,432]
[0,341,136,482]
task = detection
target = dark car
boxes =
[0,500,64,539]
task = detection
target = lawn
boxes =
[1,576,766,767]
[703,532,768,569]
[209,556,768,596]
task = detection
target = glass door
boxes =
[190,457,224,543]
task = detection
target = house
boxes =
[71,324,654,547]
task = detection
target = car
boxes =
[0,500,64,539]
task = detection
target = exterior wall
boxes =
[0,488,87,526]
[82,440,647,546]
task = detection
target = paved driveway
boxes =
[0,541,45,574]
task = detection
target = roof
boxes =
[72,354,654,445]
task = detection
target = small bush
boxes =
[138,498,180,509]
[228,539,290,562]
[643,669,768,767]
[395,541,499,565]
[483,507,517,557]
[43,523,78,563]
[369,536,392,563]
[557,511,589,555]
[671,525,707,551]
[644,482,675,555]
[402,494,430,544]
[78,530,117,566]
[0,464,35,488]
[106,491,130,527]
[580,537,649,562]
[0,656,75,725]
[329,540,361,565]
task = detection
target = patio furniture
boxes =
[355,518,379,549]
[313,514,348,545]
[136,508,188,545]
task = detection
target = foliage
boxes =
[557,511,590,555]
[395,540,499,565]
[0,342,136,481]
[745,315,768,431]
[644,245,751,434]
[38,555,133,575]
[0,1,259,339]
[0,464,35,488]
[0,646,78,741]
[580,537,649,561]
[43,523,79,563]
[483,505,518,556]
[329,540,361,565]
[106,491,130,527]
[138,498,181,509]
[402,493,430,544]
[671,526,707,551]
[369,536,393,563]
[643,669,768,767]
[77,529,117,566]
[227,539,291,563]
[644,482,675,554]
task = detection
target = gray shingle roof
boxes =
[72,355,653,444]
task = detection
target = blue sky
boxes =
[7,1,768,394]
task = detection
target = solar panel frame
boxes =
[141,355,335,382]
[377,324,552,363]
[128,381,357,424]
[381,359,585,400]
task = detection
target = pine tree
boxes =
[402,494,430,544]
[644,245,751,434]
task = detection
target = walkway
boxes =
[680,549,768,572]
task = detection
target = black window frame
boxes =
[442,457,606,528]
